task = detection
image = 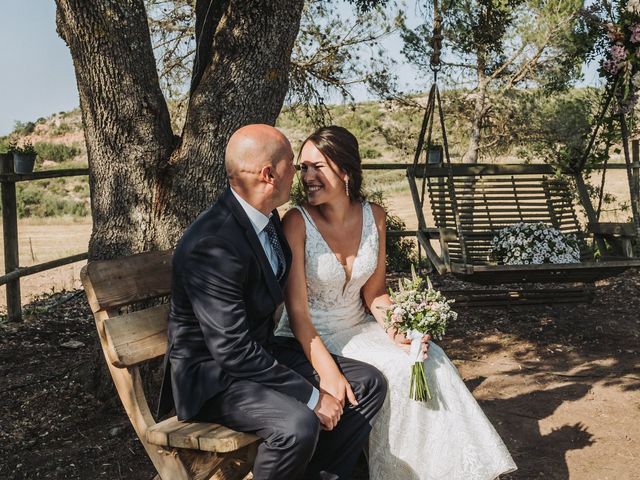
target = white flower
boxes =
[629,0,640,15]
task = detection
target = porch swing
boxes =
[406,2,640,288]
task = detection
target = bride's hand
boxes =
[387,327,431,358]
[319,373,359,408]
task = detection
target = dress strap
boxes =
[293,205,317,238]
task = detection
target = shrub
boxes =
[13,121,36,136]
[15,180,90,218]
[34,142,80,163]
[361,147,382,159]
[9,141,36,155]
[52,123,72,136]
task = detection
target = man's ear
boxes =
[260,165,274,184]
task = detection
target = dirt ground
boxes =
[0,268,638,480]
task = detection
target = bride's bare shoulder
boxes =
[368,202,387,225]
[282,207,305,235]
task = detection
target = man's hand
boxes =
[313,391,343,431]
[387,327,431,358]
[319,374,359,408]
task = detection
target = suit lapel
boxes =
[221,188,283,305]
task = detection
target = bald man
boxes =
[158,125,387,479]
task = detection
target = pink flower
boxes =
[631,24,640,43]
[603,60,620,74]
[611,44,628,63]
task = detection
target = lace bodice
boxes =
[275,201,378,339]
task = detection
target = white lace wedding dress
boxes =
[275,202,517,480]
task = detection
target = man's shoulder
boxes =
[175,200,243,260]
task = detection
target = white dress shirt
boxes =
[230,188,319,411]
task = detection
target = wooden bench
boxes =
[81,250,259,480]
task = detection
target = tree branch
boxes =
[190,0,230,94]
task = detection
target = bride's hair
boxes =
[300,125,364,201]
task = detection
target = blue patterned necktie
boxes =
[264,219,286,280]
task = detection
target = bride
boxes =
[274,125,517,479]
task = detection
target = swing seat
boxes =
[408,163,640,285]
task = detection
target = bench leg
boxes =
[175,441,257,480]
[208,442,258,480]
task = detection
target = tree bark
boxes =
[464,71,489,164]
[55,0,305,258]
[160,0,306,243]
[55,0,305,404]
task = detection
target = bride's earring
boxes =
[345,178,350,197]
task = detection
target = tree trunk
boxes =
[55,0,305,259]
[55,0,305,400]
[464,73,489,164]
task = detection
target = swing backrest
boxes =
[421,164,592,265]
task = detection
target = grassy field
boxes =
[0,217,91,310]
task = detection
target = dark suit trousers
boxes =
[194,344,387,480]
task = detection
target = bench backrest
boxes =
[422,166,589,265]
[82,249,173,368]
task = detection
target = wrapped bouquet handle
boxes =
[407,329,430,401]
[408,329,425,363]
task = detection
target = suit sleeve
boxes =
[183,235,315,405]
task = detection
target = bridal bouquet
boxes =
[384,266,457,401]
[490,222,581,265]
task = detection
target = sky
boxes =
[0,1,79,136]
[0,1,602,137]
[0,1,426,137]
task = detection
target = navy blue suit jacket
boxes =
[158,188,314,421]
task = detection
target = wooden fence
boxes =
[1,153,638,321]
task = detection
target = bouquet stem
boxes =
[410,361,431,401]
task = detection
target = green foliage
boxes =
[366,190,420,272]
[397,0,600,162]
[34,142,80,163]
[9,141,36,155]
[13,120,35,136]
[15,179,90,218]
[361,147,382,159]
[51,122,72,136]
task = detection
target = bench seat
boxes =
[147,417,259,453]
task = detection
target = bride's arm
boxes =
[282,209,358,407]
[361,203,393,329]
[361,204,430,353]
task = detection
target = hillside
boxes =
[0,87,631,221]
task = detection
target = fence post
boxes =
[0,153,21,321]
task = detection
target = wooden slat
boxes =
[147,417,259,453]
[428,183,570,190]
[410,163,557,177]
[103,303,170,367]
[82,250,173,313]
[444,287,592,307]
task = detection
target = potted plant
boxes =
[10,141,37,174]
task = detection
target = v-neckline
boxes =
[301,202,367,293]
